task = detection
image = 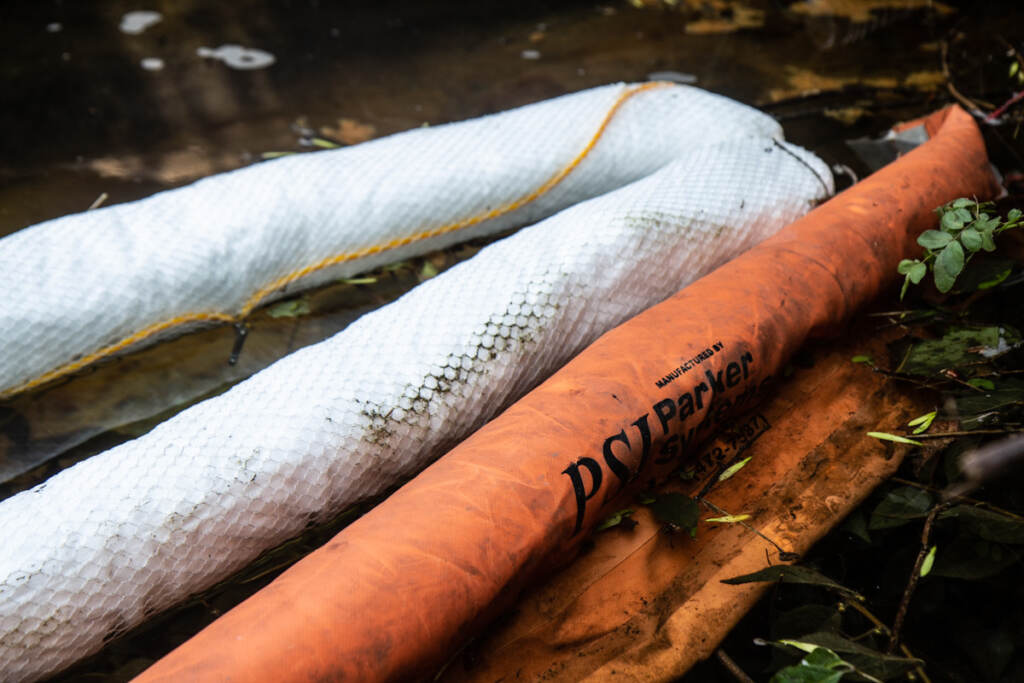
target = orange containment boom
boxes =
[136,105,999,682]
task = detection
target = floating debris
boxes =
[766,65,943,102]
[197,44,276,70]
[648,70,698,84]
[788,0,954,23]
[822,105,868,125]
[520,49,541,60]
[685,5,765,34]
[45,22,62,33]
[119,10,163,35]
[87,193,108,211]
[320,118,377,145]
[140,57,164,71]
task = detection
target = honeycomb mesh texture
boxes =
[0,82,781,397]
[0,134,832,681]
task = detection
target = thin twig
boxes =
[87,192,108,210]
[988,36,1024,124]
[842,600,930,682]
[888,502,951,654]
[940,40,984,114]
[891,476,1024,520]
[909,429,1024,440]
[985,90,1024,123]
[843,599,890,635]
[698,498,798,561]
[716,649,756,683]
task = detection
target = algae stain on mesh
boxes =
[356,294,556,455]
[0,241,495,493]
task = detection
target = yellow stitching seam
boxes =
[4,82,672,399]
[239,81,671,315]
[2,312,234,398]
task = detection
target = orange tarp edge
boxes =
[136,105,998,682]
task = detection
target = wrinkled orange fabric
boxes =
[135,105,998,682]
[439,324,929,681]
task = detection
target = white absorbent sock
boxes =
[0,82,782,399]
[0,135,833,682]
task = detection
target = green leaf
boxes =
[842,509,872,543]
[940,505,1024,544]
[1012,61,1020,78]
[341,276,378,285]
[419,261,439,280]
[918,229,953,248]
[907,410,937,434]
[951,197,974,209]
[957,257,1012,290]
[266,298,311,318]
[920,545,937,576]
[940,211,964,232]
[718,456,752,482]
[869,486,932,530]
[867,431,922,446]
[850,355,873,364]
[967,377,995,390]
[790,632,921,681]
[956,377,1024,427]
[310,137,340,149]
[928,535,1021,579]
[779,639,822,655]
[648,493,700,535]
[981,231,998,252]
[771,662,845,683]
[934,241,965,293]
[596,509,635,531]
[896,259,927,287]
[721,565,863,600]
[976,215,1001,233]
[960,227,983,252]
[773,604,844,642]
[771,645,851,683]
[897,259,920,275]
[1008,208,1022,222]
[705,514,751,523]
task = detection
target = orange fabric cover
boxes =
[440,323,929,681]
[136,105,998,682]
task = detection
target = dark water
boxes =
[1,0,1023,679]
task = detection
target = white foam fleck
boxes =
[197,44,275,70]
[979,328,1015,358]
[140,57,164,71]
[119,11,163,35]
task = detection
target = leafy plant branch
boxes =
[898,198,1022,298]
